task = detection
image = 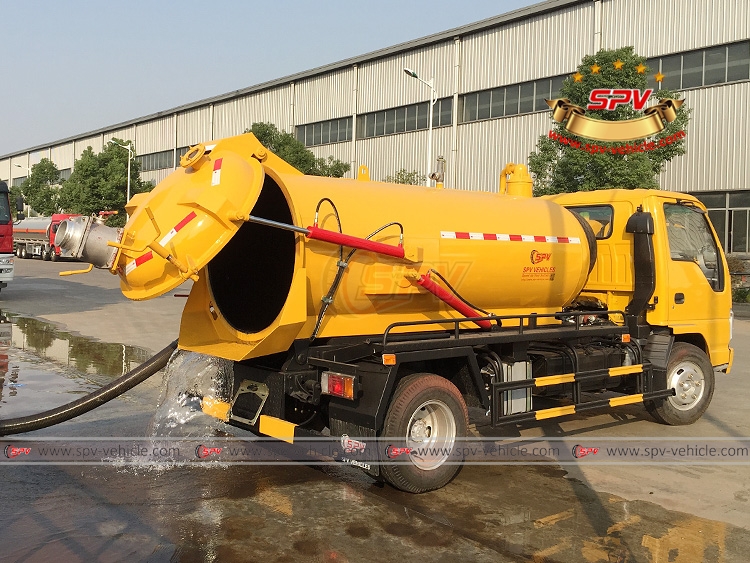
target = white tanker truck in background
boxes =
[13,213,80,261]
[55,133,734,493]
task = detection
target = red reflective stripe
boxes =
[557,237,570,243]
[135,252,153,266]
[509,234,523,241]
[455,232,470,239]
[213,158,223,171]
[483,233,495,240]
[174,211,197,232]
[534,235,547,242]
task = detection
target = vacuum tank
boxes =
[58,133,595,361]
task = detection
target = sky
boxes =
[0,0,541,157]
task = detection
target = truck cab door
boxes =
[655,201,731,365]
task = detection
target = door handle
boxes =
[675,293,685,304]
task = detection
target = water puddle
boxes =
[0,310,150,417]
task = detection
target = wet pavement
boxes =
[0,258,748,562]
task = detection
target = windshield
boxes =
[0,194,10,225]
[664,203,724,291]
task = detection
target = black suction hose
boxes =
[0,339,178,436]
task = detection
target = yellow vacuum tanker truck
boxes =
[56,132,733,493]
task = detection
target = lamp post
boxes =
[403,67,437,187]
[108,139,134,220]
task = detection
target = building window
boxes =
[11,177,26,188]
[648,40,750,91]
[694,190,750,253]
[296,117,352,147]
[137,150,174,172]
[459,74,568,124]
[356,99,452,140]
[59,168,72,181]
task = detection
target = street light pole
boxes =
[404,68,437,187]
[108,140,134,220]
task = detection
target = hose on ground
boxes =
[0,339,179,436]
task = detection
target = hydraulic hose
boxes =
[0,339,178,436]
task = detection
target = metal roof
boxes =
[1,0,588,160]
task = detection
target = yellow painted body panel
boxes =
[114,133,593,361]
[548,190,733,369]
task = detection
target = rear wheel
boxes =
[19,247,28,259]
[42,249,51,261]
[380,373,468,493]
[51,251,59,262]
[646,342,714,425]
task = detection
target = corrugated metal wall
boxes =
[50,144,75,170]
[141,169,173,186]
[308,141,353,177]
[455,112,551,192]
[358,43,455,114]
[601,0,750,56]
[177,107,211,147]
[0,160,10,183]
[29,150,46,166]
[214,86,291,138]
[354,127,453,183]
[105,127,136,144]
[659,81,750,193]
[136,117,174,154]
[460,2,594,92]
[75,135,103,158]
[296,69,354,124]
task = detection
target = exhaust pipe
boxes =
[56,215,123,269]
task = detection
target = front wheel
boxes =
[380,373,468,493]
[646,342,715,425]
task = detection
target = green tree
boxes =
[245,123,350,177]
[529,46,690,195]
[59,139,153,227]
[19,158,62,216]
[384,169,426,185]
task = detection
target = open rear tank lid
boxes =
[116,139,266,300]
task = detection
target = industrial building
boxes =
[1,0,748,252]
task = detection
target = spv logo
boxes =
[530,250,551,264]
[587,89,653,111]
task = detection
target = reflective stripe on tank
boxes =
[124,212,198,274]
[440,231,581,243]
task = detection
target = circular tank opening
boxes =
[207,176,296,334]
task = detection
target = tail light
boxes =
[321,372,356,400]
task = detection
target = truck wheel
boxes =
[43,249,51,261]
[646,342,714,425]
[380,373,468,493]
[51,252,59,262]
[20,247,28,259]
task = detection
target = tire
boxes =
[42,249,51,261]
[19,247,28,259]
[380,373,468,493]
[51,252,59,262]
[646,342,714,425]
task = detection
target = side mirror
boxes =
[15,196,24,213]
[16,212,25,221]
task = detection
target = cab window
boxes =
[664,203,724,291]
[565,205,614,239]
